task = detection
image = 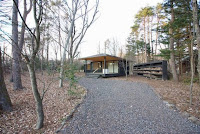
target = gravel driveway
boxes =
[62,78,200,134]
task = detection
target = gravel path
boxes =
[62,78,200,134]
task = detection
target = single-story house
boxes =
[79,53,129,78]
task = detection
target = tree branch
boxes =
[12,0,36,40]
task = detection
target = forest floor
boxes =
[0,72,86,134]
[1,73,200,133]
[110,75,200,120]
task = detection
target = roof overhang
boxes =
[79,54,122,62]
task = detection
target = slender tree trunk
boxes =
[58,6,62,62]
[12,0,23,90]
[69,34,75,64]
[19,0,32,51]
[150,17,153,60]
[41,7,47,74]
[169,0,178,82]
[144,18,147,63]
[155,19,159,56]
[40,47,44,75]
[190,33,194,106]
[55,51,58,64]
[0,47,12,112]
[46,25,49,63]
[2,46,5,73]
[192,0,200,84]
[147,16,150,62]
[25,0,44,129]
[177,40,182,76]
[59,1,78,88]
[46,43,49,62]
[27,63,44,129]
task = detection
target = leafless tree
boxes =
[11,0,23,90]
[13,0,44,129]
[25,0,44,129]
[103,38,118,56]
[59,0,99,87]
[104,39,110,54]
[11,0,32,90]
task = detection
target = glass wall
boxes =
[107,61,118,74]
[86,61,118,74]
[108,62,114,73]
[114,61,118,73]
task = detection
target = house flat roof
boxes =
[79,53,123,62]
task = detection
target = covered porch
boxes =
[79,54,128,78]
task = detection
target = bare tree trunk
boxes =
[41,47,44,74]
[155,21,158,56]
[54,43,58,64]
[177,40,182,76]
[150,16,153,60]
[58,6,62,62]
[147,16,150,62]
[12,0,23,90]
[46,25,49,63]
[2,46,5,73]
[169,0,178,82]
[144,19,147,62]
[55,51,58,64]
[0,47,12,112]
[69,36,74,64]
[27,63,44,129]
[24,0,44,129]
[192,0,200,84]
[46,43,49,62]
[41,6,47,75]
[59,0,78,88]
[19,0,32,51]
[190,34,194,106]
[155,9,160,57]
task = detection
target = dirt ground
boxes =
[110,75,200,119]
[0,72,86,134]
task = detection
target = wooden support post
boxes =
[104,57,106,69]
[104,57,106,74]
[113,61,114,73]
[85,60,87,73]
[90,62,93,72]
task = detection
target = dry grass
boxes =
[110,75,200,119]
[0,72,86,134]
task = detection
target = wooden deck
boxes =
[86,72,122,78]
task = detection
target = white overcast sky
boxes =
[79,0,163,57]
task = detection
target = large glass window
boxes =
[114,61,118,73]
[108,62,114,73]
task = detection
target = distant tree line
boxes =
[127,0,200,83]
[127,0,200,106]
